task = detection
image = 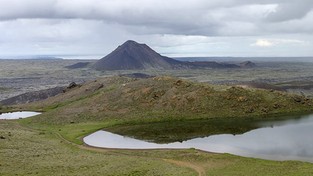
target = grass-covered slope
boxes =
[2,120,313,176]
[0,121,195,176]
[22,76,312,125]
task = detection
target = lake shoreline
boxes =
[84,113,313,163]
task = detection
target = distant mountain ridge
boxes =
[65,62,91,69]
[93,40,249,70]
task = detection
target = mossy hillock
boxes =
[21,76,312,125]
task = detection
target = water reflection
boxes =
[84,114,313,162]
[0,111,41,119]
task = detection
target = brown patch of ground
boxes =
[164,159,206,176]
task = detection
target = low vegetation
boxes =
[21,76,312,125]
[1,120,313,176]
[0,121,195,176]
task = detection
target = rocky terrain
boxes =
[0,86,65,106]
[65,62,91,69]
[0,59,97,101]
[1,58,313,104]
[239,61,256,68]
[0,82,82,106]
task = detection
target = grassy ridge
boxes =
[20,76,312,125]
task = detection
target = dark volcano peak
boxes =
[116,40,152,54]
[92,40,244,71]
[117,40,139,48]
[123,40,139,45]
[92,40,180,70]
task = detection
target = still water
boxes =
[84,114,313,162]
[0,111,41,119]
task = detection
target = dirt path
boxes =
[163,159,206,176]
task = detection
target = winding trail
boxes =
[163,159,206,176]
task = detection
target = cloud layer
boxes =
[0,0,312,57]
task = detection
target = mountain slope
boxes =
[93,40,183,70]
[92,40,243,70]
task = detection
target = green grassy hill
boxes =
[19,76,312,126]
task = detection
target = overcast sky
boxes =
[0,0,312,58]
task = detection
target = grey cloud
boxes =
[263,10,313,35]
[0,0,56,20]
[266,0,313,22]
[0,0,312,37]
[0,0,312,57]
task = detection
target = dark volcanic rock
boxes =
[188,61,240,69]
[119,73,154,79]
[0,87,65,106]
[67,82,78,89]
[63,82,81,93]
[93,40,183,70]
[239,61,256,68]
[65,62,90,69]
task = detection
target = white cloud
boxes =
[252,39,274,47]
[251,38,308,47]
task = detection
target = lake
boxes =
[0,111,41,119]
[83,114,313,163]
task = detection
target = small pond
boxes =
[84,114,313,163]
[0,111,41,120]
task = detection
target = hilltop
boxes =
[20,76,312,125]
